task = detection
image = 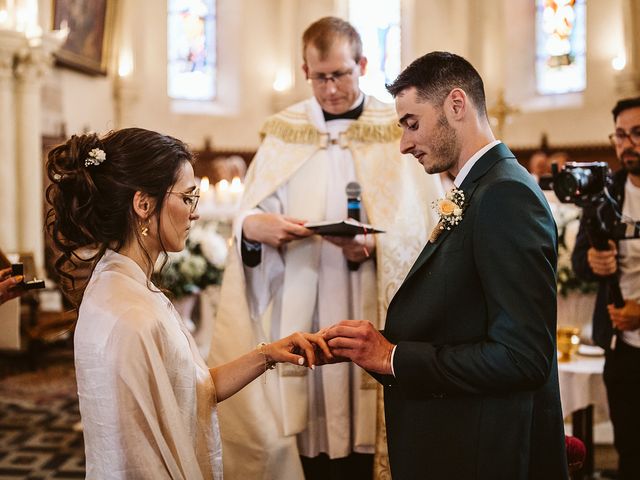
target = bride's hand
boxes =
[264,332,334,368]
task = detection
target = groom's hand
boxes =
[324,320,395,375]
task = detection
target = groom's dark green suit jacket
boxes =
[377,143,568,479]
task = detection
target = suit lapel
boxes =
[400,143,516,285]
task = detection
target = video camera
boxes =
[551,162,612,208]
[547,161,627,307]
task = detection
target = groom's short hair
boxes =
[386,51,487,118]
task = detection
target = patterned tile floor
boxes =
[0,398,85,479]
[0,349,622,480]
[0,358,84,480]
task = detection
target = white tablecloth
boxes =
[558,354,608,423]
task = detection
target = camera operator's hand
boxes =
[607,300,640,331]
[587,240,617,276]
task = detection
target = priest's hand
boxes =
[607,300,640,331]
[265,331,334,368]
[324,320,394,375]
[243,213,313,248]
[323,234,376,264]
[0,268,25,306]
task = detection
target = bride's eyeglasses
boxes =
[167,188,200,214]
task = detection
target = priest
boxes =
[209,16,441,479]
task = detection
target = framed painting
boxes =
[51,0,116,75]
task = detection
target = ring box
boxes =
[11,263,45,290]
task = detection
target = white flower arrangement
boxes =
[430,188,465,242]
[84,148,106,167]
[158,220,229,299]
[551,202,597,297]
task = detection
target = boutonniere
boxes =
[429,188,465,243]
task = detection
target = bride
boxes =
[46,127,331,479]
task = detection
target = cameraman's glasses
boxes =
[609,128,640,147]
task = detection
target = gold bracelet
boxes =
[256,342,277,371]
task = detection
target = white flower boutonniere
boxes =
[430,188,465,243]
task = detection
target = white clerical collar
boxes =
[349,92,365,111]
[309,92,366,130]
[453,140,502,188]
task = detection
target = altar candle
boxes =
[229,176,244,204]
[199,176,212,203]
[216,179,231,205]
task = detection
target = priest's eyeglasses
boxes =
[168,188,200,214]
[609,128,640,147]
[308,66,357,86]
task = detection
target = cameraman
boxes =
[572,97,640,480]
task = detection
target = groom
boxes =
[324,52,569,479]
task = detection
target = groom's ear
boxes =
[447,88,467,120]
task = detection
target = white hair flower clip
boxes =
[85,148,106,167]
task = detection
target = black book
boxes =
[304,218,385,236]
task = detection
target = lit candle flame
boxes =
[216,179,229,192]
[229,176,243,193]
[200,176,210,193]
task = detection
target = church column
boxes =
[616,0,640,96]
[0,31,25,253]
[113,0,140,128]
[271,0,298,111]
[13,38,56,274]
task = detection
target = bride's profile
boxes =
[46,127,331,479]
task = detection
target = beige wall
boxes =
[502,0,626,148]
[40,0,636,151]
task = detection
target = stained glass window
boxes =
[349,0,401,103]
[535,0,586,95]
[167,0,217,101]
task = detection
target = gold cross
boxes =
[488,89,520,139]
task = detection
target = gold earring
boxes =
[140,222,149,237]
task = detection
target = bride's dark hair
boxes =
[45,127,193,305]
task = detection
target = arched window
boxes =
[167,0,217,101]
[349,0,401,103]
[535,0,586,95]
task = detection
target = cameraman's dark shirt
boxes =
[572,168,627,349]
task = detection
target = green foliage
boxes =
[553,203,598,298]
[155,221,228,299]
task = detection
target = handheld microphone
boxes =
[346,182,362,271]
[346,181,361,221]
